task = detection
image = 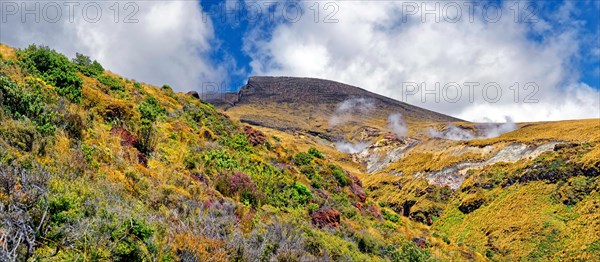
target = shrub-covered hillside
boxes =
[0,44,462,261]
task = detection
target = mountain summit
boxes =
[210,76,461,140]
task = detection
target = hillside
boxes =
[0,44,469,261]
[0,43,599,261]
[210,76,461,142]
[210,78,600,260]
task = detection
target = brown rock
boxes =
[348,173,367,202]
[243,125,266,146]
[310,208,341,228]
[366,204,383,220]
[411,237,427,248]
[187,91,200,99]
[110,126,138,148]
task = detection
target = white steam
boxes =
[334,141,371,154]
[427,124,476,141]
[479,116,518,138]
[388,113,408,137]
[428,116,518,140]
[329,98,375,126]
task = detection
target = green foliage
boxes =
[308,203,320,214]
[555,176,598,205]
[0,76,56,135]
[136,96,164,154]
[218,134,253,153]
[201,149,240,174]
[73,52,104,77]
[293,152,313,166]
[290,183,312,205]
[308,147,324,159]
[19,45,83,103]
[381,208,400,223]
[329,164,348,186]
[98,74,125,92]
[111,218,155,261]
[137,96,165,122]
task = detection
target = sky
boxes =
[1,0,599,122]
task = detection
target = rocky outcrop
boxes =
[310,208,341,228]
[243,125,266,146]
[187,91,200,99]
[459,195,485,214]
[110,126,138,148]
[411,237,428,248]
[348,173,367,202]
[425,142,561,190]
[110,126,147,167]
[355,136,419,174]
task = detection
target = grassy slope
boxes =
[222,77,600,261]
[1,43,475,261]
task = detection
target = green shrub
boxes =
[0,76,57,136]
[308,147,324,159]
[19,45,83,103]
[98,74,125,92]
[137,96,165,122]
[137,119,157,154]
[329,164,348,186]
[289,183,312,205]
[293,152,313,166]
[308,203,320,214]
[218,134,252,152]
[72,52,104,77]
[381,208,400,223]
[111,218,155,261]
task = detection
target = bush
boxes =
[110,218,155,261]
[214,171,260,206]
[293,152,313,166]
[19,45,83,103]
[381,208,400,223]
[0,76,57,136]
[289,183,312,205]
[329,164,348,186]
[98,74,125,92]
[308,147,324,159]
[137,96,165,122]
[218,134,252,153]
[72,52,104,77]
[137,119,157,155]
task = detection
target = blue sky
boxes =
[1,0,598,121]
[201,0,600,93]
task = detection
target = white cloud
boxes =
[244,1,600,122]
[0,1,222,91]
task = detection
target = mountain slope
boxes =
[208,76,600,261]
[1,44,482,261]
[211,76,461,142]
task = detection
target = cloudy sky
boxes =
[1,0,599,122]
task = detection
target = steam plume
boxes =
[428,116,517,140]
[329,98,375,126]
[388,113,408,137]
[334,141,371,154]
